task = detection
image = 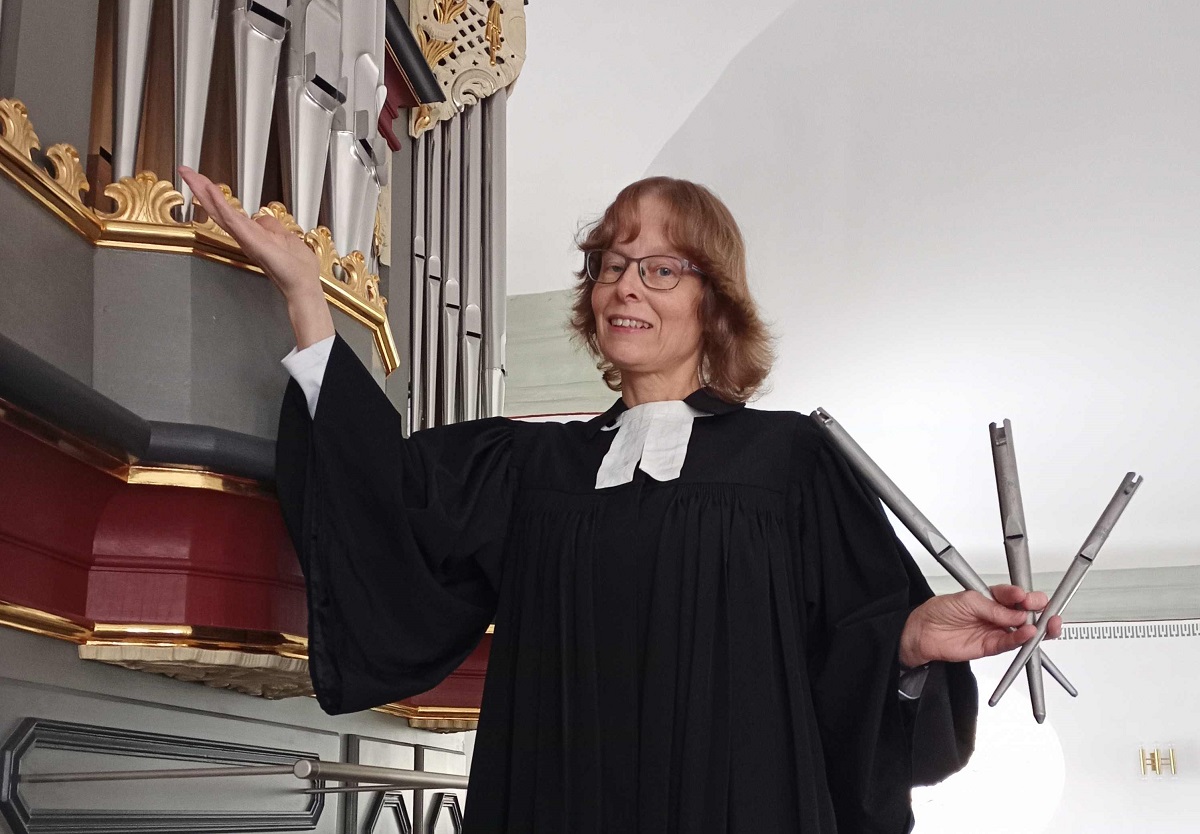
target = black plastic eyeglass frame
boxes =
[583,249,707,290]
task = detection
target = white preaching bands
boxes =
[595,401,709,489]
[279,338,928,698]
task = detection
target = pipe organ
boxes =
[97,0,516,425]
[107,0,404,265]
[0,2,527,829]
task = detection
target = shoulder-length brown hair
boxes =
[568,176,774,403]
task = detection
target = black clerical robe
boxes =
[276,334,977,834]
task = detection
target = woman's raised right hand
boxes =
[179,166,334,347]
[179,166,321,301]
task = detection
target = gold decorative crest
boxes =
[338,250,372,298]
[98,171,187,225]
[0,99,40,160]
[44,144,90,202]
[252,201,305,235]
[193,183,245,243]
[305,225,340,280]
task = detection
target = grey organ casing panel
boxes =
[0,178,95,387]
[2,0,98,157]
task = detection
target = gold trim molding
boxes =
[0,395,273,499]
[0,98,398,374]
[0,600,480,730]
[0,600,92,643]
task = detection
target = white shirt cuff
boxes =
[281,334,335,419]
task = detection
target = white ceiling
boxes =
[504,1,1200,580]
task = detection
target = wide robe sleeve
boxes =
[275,335,516,715]
[796,419,977,831]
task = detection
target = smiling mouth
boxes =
[609,317,652,330]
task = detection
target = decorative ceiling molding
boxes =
[1059,620,1200,641]
[408,0,526,138]
[0,98,398,374]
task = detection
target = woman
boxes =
[181,167,1060,833]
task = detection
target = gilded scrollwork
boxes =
[43,144,90,203]
[304,225,340,282]
[436,0,468,23]
[486,1,502,65]
[338,249,371,299]
[415,104,434,134]
[418,28,457,67]
[252,201,305,236]
[98,171,187,225]
[193,183,244,243]
[0,99,40,160]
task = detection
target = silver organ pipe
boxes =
[480,90,507,419]
[459,105,483,423]
[421,125,442,430]
[328,0,386,260]
[438,116,461,426]
[282,0,343,232]
[173,0,220,221]
[113,0,154,180]
[232,0,287,215]
[409,131,427,432]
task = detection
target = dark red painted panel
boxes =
[0,421,113,615]
[380,54,416,152]
[0,418,489,712]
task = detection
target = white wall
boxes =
[915,627,1200,833]
[501,3,1200,829]
[505,0,792,297]
[638,0,1200,576]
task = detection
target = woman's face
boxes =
[590,196,706,391]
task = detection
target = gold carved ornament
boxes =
[44,144,90,203]
[0,99,101,237]
[0,98,398,374]
[0,99,39,159]
[486,1,502,65]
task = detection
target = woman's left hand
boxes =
[898,584,1063,668]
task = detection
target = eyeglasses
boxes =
[583,249,706,291]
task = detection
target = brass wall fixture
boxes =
[1139,746,1178,777]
